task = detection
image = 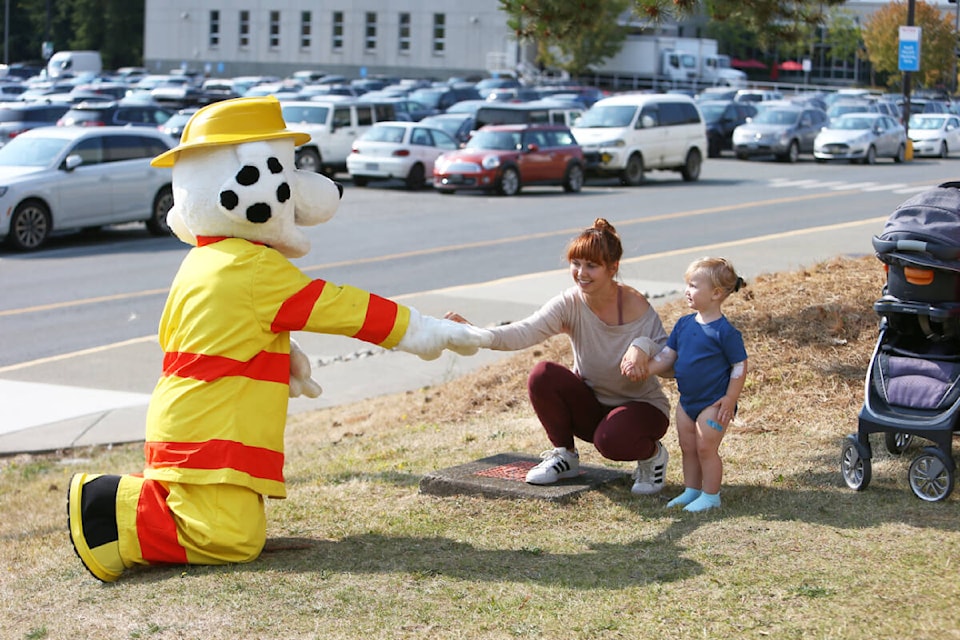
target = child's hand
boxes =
[714,396,737,427]
[620,345,649,382]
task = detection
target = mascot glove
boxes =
[396,308,492,360]
[289,338,323,398]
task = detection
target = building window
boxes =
[332,11,344,50]
[239,10,250,48]
[432,13,445,54]
[365,13,377,51]
[269,11,280,49]
[398,13,410,53]
[300,11,312,49]
[209,10,220,48]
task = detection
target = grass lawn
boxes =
[3,255,960,640]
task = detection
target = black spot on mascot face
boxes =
[218,156,291,224]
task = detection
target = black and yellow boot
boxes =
[67,473,125,582]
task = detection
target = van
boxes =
[571,93,706,185]
[475,100,584,129]
[279,99,397,174]
[46,50,102,79]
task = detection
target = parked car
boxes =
[813,113,906,164]
[408,84,483,113]
[433,123,584,196]
[571,93,706,184]
[279,99,397,174]
[0,102,71,147]
[0,126,175,250]
[57,100,174,128]
[419,112,476,145]
[698,99,757,157]
[907,113,960,158]
[732,105,828,162]
[159,107,199,142]
[346,121,459,189]
[827,99,879,120]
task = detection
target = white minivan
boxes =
[280,99,396,175]
[571,93,707,185]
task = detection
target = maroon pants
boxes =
[527,361,669,461]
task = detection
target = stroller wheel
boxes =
[841,436,871,491]
[908,447,955,502]
[884,431,913,456]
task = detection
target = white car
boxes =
[346,121,459,190]
[908,113,960,158]
[0,126,174,251]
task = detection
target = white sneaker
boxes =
[525,447,580,485]
[631,442,668,495]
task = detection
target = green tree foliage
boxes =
[0,0,142,68]
[862,0,955,90]
[503,0,847,50]
[510,0,632,75]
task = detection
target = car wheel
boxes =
[352,175,368,187]
[620,153,644,186]
[940,142,949,158]
[780,140,799,163]
[497,166,521,196]
[562,163,584,193]
[894,144,905,164]
[7,199,51,251]
[295,148,321,173]
[146,185,174,236]
[735,151,749,161]
[405,163,426,190]
[681,149,702,182]
[863,145,876,165]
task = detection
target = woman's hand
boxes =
[444,311,472,325]
[620,345,649,382]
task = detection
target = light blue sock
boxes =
[666,487,701,508]
[683,491,721,512]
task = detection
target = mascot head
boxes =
[152,96,343,258]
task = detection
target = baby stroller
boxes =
[841,182,960,502]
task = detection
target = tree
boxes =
[504,0,631,76]
[502,0,848,49]
[861,0,955,90]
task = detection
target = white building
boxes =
[144,1,527,80]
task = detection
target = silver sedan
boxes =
[813,113,906,164]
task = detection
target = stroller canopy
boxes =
[876,181,960,270]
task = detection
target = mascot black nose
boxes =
[246,203,272,223]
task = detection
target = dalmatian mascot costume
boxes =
[67,96,490,582]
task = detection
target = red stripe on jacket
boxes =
[145,439,286,484]
[162,351,289,384]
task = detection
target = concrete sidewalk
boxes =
[0,218,879,456]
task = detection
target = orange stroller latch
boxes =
[903,266,935,286]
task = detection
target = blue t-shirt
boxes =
[667,313,747,418]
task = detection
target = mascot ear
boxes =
[167,201,197,246]
[292,170,342,227]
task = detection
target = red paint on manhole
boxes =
[473,461,536,481]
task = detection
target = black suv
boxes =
[57,100,174,128]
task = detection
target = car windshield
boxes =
[752,109,800,125]
[0,135,71,167]
[697,103,726,122]
[575,105,636,128]
[909,116,944,130]
[466,130,522,150]
[362,125,406,143]
[833,116,876,130]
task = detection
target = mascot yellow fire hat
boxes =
[151,95,311,168]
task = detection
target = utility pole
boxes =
[951,0,960,95]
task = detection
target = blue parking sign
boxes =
[899,26,921,72]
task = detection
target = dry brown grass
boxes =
[4,255,960,640]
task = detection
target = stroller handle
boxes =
[872,236,960,260]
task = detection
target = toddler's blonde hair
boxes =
[685,257,744,297]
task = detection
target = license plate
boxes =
[365,162,378,170]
